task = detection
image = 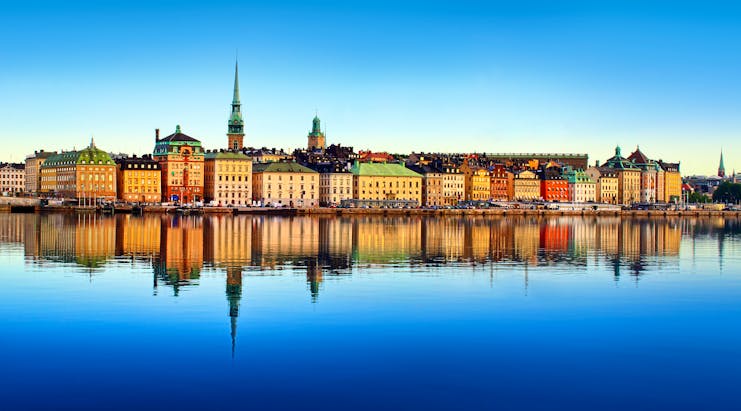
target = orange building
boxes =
[153,126,205,204]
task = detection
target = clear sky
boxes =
[1,0,739,175]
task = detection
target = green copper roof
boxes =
[253,162,317,173]
[41,139,114,167]
[565,169,595,184]
[350,162,423,178]
[228,60,244,135]
[233,60,240,105]
[719,151,725,172]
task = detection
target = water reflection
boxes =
[1,212,740,363]
[1,213,740,278]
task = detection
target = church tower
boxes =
[227,60,245,151]
[307,115,326,150]
[718,150,726,178]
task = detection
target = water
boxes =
[0,213,739,410]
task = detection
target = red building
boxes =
[489,164,513,201]
[541,176,568,202]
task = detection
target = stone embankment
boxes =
[0,201,738,218]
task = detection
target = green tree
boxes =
[712,182,741,203]
[687,191,711,203]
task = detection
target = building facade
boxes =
[601,146,641,205]
[24,150,56,195]
[350,162,423,205]
[0,163,25,194]
[39,139,117,201]
[659,161,682,203]
[490,164,513,201]
[627,147,659,203]
[408,164,444,207]
[540,176,568,202]
[153,126,205,204]
[566,169,596,203]
[513,170,540,201]
[586,167,619,204]
[252,162,319,207]
[115,155,162,203]
[310,163,352,207]
[441,164,465,205]
[204,151,252,206]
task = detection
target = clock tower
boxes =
[227,60,245,150]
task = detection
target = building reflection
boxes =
[9,213,732,278]
[4,212,738,358]
[152,215,203,296]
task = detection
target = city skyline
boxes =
[2,1,740,175]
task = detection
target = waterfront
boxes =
[1,214,740,410]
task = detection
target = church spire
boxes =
[719,150,726,178]
[232,60,240,105]
[227,59,245,150]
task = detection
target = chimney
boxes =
[595,160,599,167]
[155,128,160,142]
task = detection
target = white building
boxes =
[0,163,25,195]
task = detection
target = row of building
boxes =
[14,61,683,207]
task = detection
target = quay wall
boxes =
[2,204,738,218]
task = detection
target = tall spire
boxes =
[719,150,726,178]
[227,58,245,150]
[232,59,240,105]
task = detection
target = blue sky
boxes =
[1,0,739,175]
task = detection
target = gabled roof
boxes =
[627,146,650,165]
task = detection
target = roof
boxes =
[42,141,114,167]
[253,162,317,173]
[306,162,349,174]
[204,151,251,161]
[115,155,160,169]
[0,163,24,170]
[158,125,201,143]
[406,163,442,175]
[602,146,638,170]
[627,146,651,164]
[350,162,423,178]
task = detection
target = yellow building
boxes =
[39,139,117,201]
[116,155,162,203]
[513,170,540,201]
[617,169,641,205]
[252,162,319,207]
[586,167,619,204]
[204,151,252,206]
[659,161,682,203]
[601,146,641,205]
[460,160,489,201]
[350,162,423,205]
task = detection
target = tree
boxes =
[712,182,741,203]
[687,191,710,203]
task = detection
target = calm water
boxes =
[0,213,740,410]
